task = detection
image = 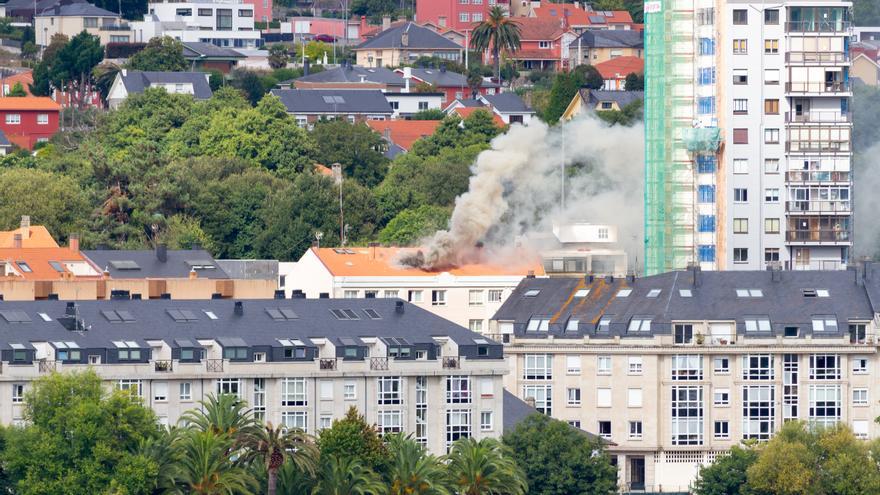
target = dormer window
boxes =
[812,316,838,332]
[527,317,550,332]
[113,341,142,361]
[10,343,29,362]
[628,318,652,332]
[53,341,81,361]
[566,318,579,332]
[736,289,763,298]
[744,318,771,332]
[597,317,611,332]
[278,339,307,359]
[223,347,248,360]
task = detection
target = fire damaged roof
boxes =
[493,268,878,339]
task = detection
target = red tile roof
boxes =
[366,119,442,150]
[514,17,571,41]
[594,56,644,79]
[0,96,61,111]
[531,3,633,27]
[450,107,506,127]
[0,247,102,281]
[0,226,59,248]
[509,48,563,60]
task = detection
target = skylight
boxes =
[204,310,218,320]
[524,289,541,297]
[566,318,579,332]
[53,341,79,349]
[804,289,830,298]
[16,261,31,273]
[109,260,140,270]
[0,310,31,323]
[526,317,550,332]
[737,289,763,298]
[617,289,632,298]
[597,317,611,331]
[646,289,661,298]
[330,309,360,320]
[628,318,652,332]
[574,289,590,298]
[363,308,381,320]
[266,308,298,321]
[49,261,65,273]
[167,309,199,322]
[38,313,51,322]
[744,318,771,332]
[812,316,838,332]
[679,289,692,297]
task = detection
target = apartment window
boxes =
[117,379,143,398]
[216,378,241,398]
[443,411,469,446]
[854,420,869,439]
[733,218,748,234]
[37,114,48,125]
[12,384,24,404]
[628,421,643,440]
[714,420,730,439]
[523,354,552,379]
[764,99,779,114]
[175,8,192,15]
[378,377,402,405]
[764,39,779,54]
[698,67,716,84]
[598,421,612,440]
[344,381,356,400]
[408,290,423,303]
[853,388,869,406]
[238,8,253,16]
[743,385,775,439]
[765,248,780,263]
[765,218,780,234]
[699,245,716,262]
[734,188,748,203]
[699,38,715,55]
[153,381,168,402]
[853,356,869,374]
[733,128,748,144]
[566,355,581,374]
[522,384,552,415]
[743,355,774,380]
[480,411,493,431]
[198,8,212,15]
[281,378,307,406]
[466,290,484,306]
[343,290,358,299]
[5,114,20,125]
[764,9,779,24]
[733,40,748,55]
[628,356,643,375]
[671,355,703,380]
[628,388,643,407]
[765,188,779,202]
[714,356,730,374]
[744,317,771,332]
[468,319,483,333]
[812,317,839,333]
[671,386,703,445]
[568,420,581,428]
[538,41,551,49]
[714,388,730,406]
[377,410,403,435]
[459,12,468,22]
[674,324,694,344]
[764,129,780,144]
[319,415,332,431]
[447,376,471,404]
[597,388,612,408]
[732,9,747,24]
[567,387,581,406]
[698,185,716,203]
[281,411,307,432]
[253,378,266,422]
[765,69,780,85]
[179,382,192,401]
[733,99,748,114]
[696,155,716,173]
[597,356,611,375]
[319,380,333,401]
[784,354,799,421]
[698,215,716,233]
[810,354,840,379]
[431,290,446,306]
[698,97,715,114]
[764,159,779,173]
[487,290,503,303]
[809,384,841,428]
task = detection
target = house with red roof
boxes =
[366,119,443,158]
[0,97,61,150]
[415,0,511,33]
[529,2,635,33]
[593,55,643,90]
[502,17,576,71]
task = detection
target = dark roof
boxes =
[569,29,644,49]
[0,128,11,147]
[295,66,405,86]
[270,89,393,115]
[585,89,643,107]
[493,268,878,339]
[356,22,462,51]
[404,67,500,89]
[118,70,213,100]
[503,389,538,433]
[0,298,503,354]
[481,92,534,113]
[215,260,278,280]
[36,0,118,16]
[181,42,245,60]
[82,249,229,279]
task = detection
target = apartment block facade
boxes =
[0,298,508,456]
[645,0,853,275]
[491,267,880,491]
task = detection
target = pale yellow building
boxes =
[35,1,130,46]
[852,53,880,86]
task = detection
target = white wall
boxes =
[384,93,443,118]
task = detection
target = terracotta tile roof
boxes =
[0,226,59,248]
[532,2,591,26]
[508,48,563,60]
[313,164,335,177]
[0,96,61,111]
[366,119,442,151]
[602,10,634,24]
[450,106,506,127]
[0,248,103,281]
[514,17,570,41]
[0,70,33,96]
[594,56,644,79]
[311,247,545,277]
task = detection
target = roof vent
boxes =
[110,289,130,300]
[319,292,330,299]
[156,244,167,263]
[47,293,59,300]
[395,300,404,314]
[234,301,243,316]
[274,290,286,299]
[131,293,142,300]
[160,293,171,300]
[211,292,223,299]
[65,302,76,316]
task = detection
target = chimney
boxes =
[605,275,614,283]
[47,293,59,300]
[369,242,379,260]
[13,234,21,249]
[382,15,391,30]
[160,293,171,299]
[69,233,79,252]
[401,31,409,47]
[274,289,286,299]
[19,215,30,238]
[65,301,76,316]
[156,244,167,263]
[689,263,702,287]
[403,66,412,93]
[319,292,330,298]
[292,292,306,299]
[360,15,367,34]
[395,300,404,314]
[131,293,142,300]
[626,273,636,283]
[366,292,375,298]
[383,127,391,140]
[527,270,535,279]
[234,301,243,315]
[189,267,197,279]
[121,68,127,77]
[586,274,594,283]
[524,396,536,408]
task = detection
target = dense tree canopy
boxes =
[127,36,188,72]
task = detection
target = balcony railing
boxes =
[38,360,57,373]
[154,360,173,372]
[785,51,849,64]
[98,24,132,31]
[785,200,851,213]
[785,81,850,94]
[206,359,224,372]
[787,141,851,153]
[442,356,460,369]
[786,229,851,242]
[319,358,337,370]
[785,111,852,124]
[786,171,850,182]
[786,20,851,34]
[369,357,389,371]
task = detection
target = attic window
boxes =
[53,341,80,349]
[0,310,31,323]
[679,289,692,297]
[363,308,381,320]
[322,95,345,104]
[204,310,218,320]
[473,338,489,344]
[101,310,135,322]
[333,248,356,254]
[167,309,199,322]
[38,313,51,322]
[646,289,661,298]
[736,289,763,298]
[266,308,298,321]
[186,260,216,270]
[112,340,140,348]
[277,338,305,347]
[597,317,611,331]
[804,289,830,298]
[744,318,771,332]
[16,261,31,273]
[574,289,590,298]
[628,318,652,332]
[330,309,360,320]
[812,316,838,332]
[566,318,579,332]
[524,289,541,297]
[109,260,140,270]
[526,317,550,332]
[617,289,632,297]
[49,261,65,272]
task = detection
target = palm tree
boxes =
[180,393,256,437]
[385,434,452,495]
[239,422,319,495]
[469,6,521,86]
[173,429,258,495]
[137,427,184,494]
[445,438,527,495]
[311,455,384,495]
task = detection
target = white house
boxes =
[107,70,213,109]
[130,0,261,49]
[383,92,443,118]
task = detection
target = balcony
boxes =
[786,171,850,183]
[786,20,851,34]
[785,51,849,65]
[785,229,851,243]
[785,81,850,95]
[38,360,57,373]
[154,360,173,372]
[99,24,132,31]
[442,356,461,369]
[785,200,851,214]
[319,358,337,370]
[369,357,388,371]
[206,359,224,372]
[786,140,850,154]
[785,111,852,124]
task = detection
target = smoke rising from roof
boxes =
[399,115,645,270]
[854,143,880,259]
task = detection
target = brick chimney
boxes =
[19,215,29,238]
[189,267,198,279]
[360,15,368,35]
[13,233,21,248]
[382,15,391,31]
[69,233,79,252]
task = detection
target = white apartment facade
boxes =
[131,0,261,48]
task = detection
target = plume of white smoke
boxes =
[854,143,880,259]
[400,114,645,270]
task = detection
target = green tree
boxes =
[268,44,291,70]
[446,437,527,495]
[409,111,501,158]
[316,407,389,473]
[240,423,319,495]
[592,0,625,9]
[625,71,644,90]
[7,82,26,96]
[311,120,388,187]
[312,456,384,495]
[470,6,522,84]
[92,0,147,20]
[1,371,161,495]
[503,414,616,495]
[384,434,451,495]
[160,214,216,251]
[543,65,604,123]
[0,168,89,243]
[175,429,258,495]
[179,394,255,437]
[350,0,399,20]
[693,445,758,495]
[31,32,103,107]
[410,108,446,120]
[855,0,880,25]
[596,98,643,126]
[230,68,269,105]
[127,36,188,72]
[378,205,451,245]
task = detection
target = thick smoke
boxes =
[854,143,880,259]
[399,115,645,270]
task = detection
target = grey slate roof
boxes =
[36,0,118,16]
[118,71,213,100]
[82,249,229,279]
[356,22,462,51]
[482,92,534,113]
[215,260,278,280]
[0,298,502,357]
[407,67,500,89]
[585,89,643,107]
[271,89,393,115]
[181,42,245,60]
[295,66,405,87]
[0,128,11,147]
[503,389,538,433]
[493,268,879,340]
[568,29,644,49]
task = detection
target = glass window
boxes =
[567,387,581,406]
[743,385,775,439]
[597,356,611,374]
[628,356,643,374]
[179,382,192,400]
[732,9,747,24]
[671,386,703,445]
[714,420,730,439]
[809,354,840,379]
[853,388,868,406]
[852,356,869,374]
[480,411,493,431]
[446,376,471,404]
[468,290,483,306]
[281,411,307,432]
[446,409,471,448]
[672,355,703,380]
[742,355,774,380]
[809,384,841,428]
[12,383,24,404]
[714,388,730,406]
[281,378,307,406]
[713,356,730,373]
[523,354,552,379]
[522,384,552,415]
[629,421,643,439]
[377,377,402,405]
[764,9,779,24]
[153,381,168,402]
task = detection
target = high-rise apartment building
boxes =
[645,0,853,275]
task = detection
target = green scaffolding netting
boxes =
[682,127,722,153]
